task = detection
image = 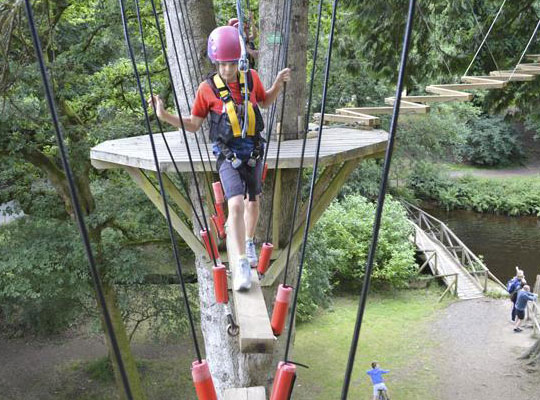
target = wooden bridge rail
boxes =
[417,272,459,302]
[403,201,506,292]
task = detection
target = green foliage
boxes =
[339,159,382,200]
[410,167,540,216]
[459,116,524,166]
[298,195,416,321]
[0,217,89,334]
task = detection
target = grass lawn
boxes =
[292,288,449,400]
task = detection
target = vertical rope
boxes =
[509,19,540,81]
[283,0,340,363]
[118,0,203,361]
[281,0,325,286]
[23,1,135,397]
[463,0,507,77]
[264,0,293,244]
[340,1,417,398]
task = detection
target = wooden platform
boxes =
[224,386,266,399]
[90,127,388,172]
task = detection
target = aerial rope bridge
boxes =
[24,0,539,398]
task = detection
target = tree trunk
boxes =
[101,283,147,399]
[164,0,308,394]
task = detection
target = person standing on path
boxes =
[507,267,526,321]
[149,26,290,292]
[367,362,391,400]
[513,285,538,332]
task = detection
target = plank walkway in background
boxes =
[414,225,484,300]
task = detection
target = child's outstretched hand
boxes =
[147,94,165,119]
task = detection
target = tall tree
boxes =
[163,0,308,393]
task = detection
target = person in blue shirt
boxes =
[514,285,538,332]
[367,362,390,399]
[507,267,526,321]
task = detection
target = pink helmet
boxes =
[207,26,241,63]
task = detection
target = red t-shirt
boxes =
[191,69,267,119]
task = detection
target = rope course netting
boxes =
[26,0,540,398]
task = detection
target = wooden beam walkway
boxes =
[318,54,540,128]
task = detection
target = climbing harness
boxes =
[207,70,265,201]
[340,0,417,398]
[24,1,134,398]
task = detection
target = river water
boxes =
[422,206,540,284]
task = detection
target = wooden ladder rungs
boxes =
[385,92,472,104]
[224,386,266,400]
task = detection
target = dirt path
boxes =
[432,298,539,400]
[0,332,192,400]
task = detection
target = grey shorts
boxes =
[218,159,263,200]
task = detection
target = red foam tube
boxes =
[192,360,217,400]
[270,362,297,400]
[213,264,228,304]
[200,229,220,260]
[210,215,226,240]
[271,284,293,336]
[262,162,269,183]
[212,181,225,204]
[215,202,227,230]
[257,242,274,275]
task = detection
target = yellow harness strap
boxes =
[213,73,256,138]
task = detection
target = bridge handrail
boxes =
[409,219,482,292]
[402,200,506,290]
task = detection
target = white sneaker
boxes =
[246,240,258,267]
[234,257,252,292]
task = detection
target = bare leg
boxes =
[228,195,246,257]
[244,195,260,240]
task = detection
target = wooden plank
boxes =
[124,167,209,262]
[224,386,266,400]
[314,113,377,126]
[338,102,430,116]
[159,173,192,216]
[427,81,506,91]
[485,72,536,81]
[90,128,389,172]
[385,91,472,104]
[226,226,275,353]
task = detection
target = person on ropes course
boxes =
[149,25,290,292]
[367,362,391,400]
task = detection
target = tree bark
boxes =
[101,283,147,399]
[164,0,309,394]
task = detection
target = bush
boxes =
[459,116,524,166]
[298,195,417,321]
